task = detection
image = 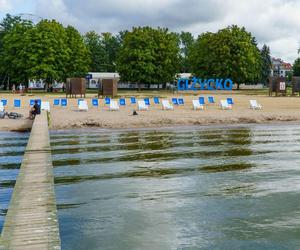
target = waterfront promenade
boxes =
[0,111,60,249]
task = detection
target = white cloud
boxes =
[0,0,12,11]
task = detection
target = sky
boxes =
[0,0,300,63]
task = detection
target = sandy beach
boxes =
[1,92,300,131]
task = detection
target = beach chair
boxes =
[61,99,68,107]
[119,98,126,106]
[105,97,111,105]
[192,100,204,110]
[78,100,88,111]
[153,97,160,104]
[53,99,60,106]
[109,100,119,111]
[208,96,215,104]
[77,99,84,105]
[178,98,184,105]
[130,97,136,104]
[14,99,21,108]
[92,98,99,107]
[227,97,234,105]
[0,102,4,112]
[250,100,262,110]
[41,101,50,112]
[29,99,41,106]
[162,100,174,110]
[144,98,150,106]
[220,100,232,110]
[172,98,179,105]
[199,97,205,105]
[138,100,148,111]
[1,99,7,106]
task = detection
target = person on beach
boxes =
[12,84,16,94]
[29,100,41,120]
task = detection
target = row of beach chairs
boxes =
[0,97,262,112]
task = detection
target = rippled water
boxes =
[50,125,300,250]
[0,131,29,231]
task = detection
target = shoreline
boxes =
[1,93,300,132]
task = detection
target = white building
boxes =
[270,58,292,77]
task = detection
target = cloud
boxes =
[15,0,300,62]
[0,0,12,11]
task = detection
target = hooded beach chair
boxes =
[138,100,148,111]
[162,100,174,110]
[144,98,150,106]
[178,98,184,105]
[14,99,21,108]
[92,99,99,107]
[250,100,262,110]
[192,100,204,110]
[1,99,7,106]
[78,100,88,111]
[172,98,179,105]
[227,97,234,105]
[153,97,160,104]
[199,97,205,105]
[105,97,111,105]
[220,100,232,110]
[130,97,136,104]
[109,100,119,111]
[119,98,126,106]
[53,99,60,106]
[41,101,50,112]
[208,96,215,104]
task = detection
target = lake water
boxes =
[0,131,29,231]
[50,125,300,250]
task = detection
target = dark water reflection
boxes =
[50,125,300,250]
[0,132,29,231]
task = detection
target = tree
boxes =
[2,19,89,87]
[117,26,179,90]
[260,44,272,84]
[84,31,108,72]
[190,25,262,89]
[293,58,300,76]
[84,31,122,72]
[1,21,33,84]
[65,25,91,77]
[178,31,194,73]
[0,14,32,88]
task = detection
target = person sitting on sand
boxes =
[29,100,41,120]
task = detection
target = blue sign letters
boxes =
[178,78,233,91]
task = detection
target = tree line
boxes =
[0,14,272,90]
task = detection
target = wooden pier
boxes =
[0,111,61,249]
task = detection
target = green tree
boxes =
[1,21,33,84]
[260,44,272,84]
[0,14,32,88]
[178,31,194,73]
[65,25,91,77]
[117,26,179,90]
[24,20,70,84]
[84,31,108,72]
[190,25,262,89]
[293,58,300,76]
